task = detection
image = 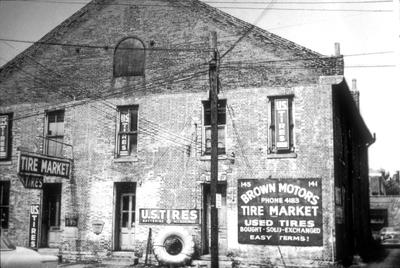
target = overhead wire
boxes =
[1,0,393,12]
[2,53,394,123]
[0,38,213,53]
[205,0,392,3]
[3,54,209,121]
[220,0,276,59]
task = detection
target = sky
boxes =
[0,0,399,174]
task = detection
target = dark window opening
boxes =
[0,181,10,229]
[114,37,145,77]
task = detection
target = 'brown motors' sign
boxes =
[18,152,71,178]
[238,178,322,246]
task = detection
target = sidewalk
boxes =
[58,262,156,268]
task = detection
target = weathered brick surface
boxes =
[0,1,366,267]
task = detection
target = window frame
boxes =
[116,105,139,157]
[44,110,65,157]
[0,113,13,161]
[113,36,146,77]
[268,95,295,154]
[202,99,227,156]
[0,181,10,229]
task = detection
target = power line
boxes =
[212,6,392,11]
[219,64,396,70]
[6,65,209,122]
[2,0,392,6]
[220,0,276,59]
[0,38,212,53]
[205,0,392,3]
[344,64,397,68]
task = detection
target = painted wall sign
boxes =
[19,174,44,189]
[29,204,40,249]
[0,115,9,159]
[18,152,71,178]
[275,99,290,150]
[238,178,322,246]
[139,209,199,224]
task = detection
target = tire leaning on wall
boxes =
[153,227,195,266]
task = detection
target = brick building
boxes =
[0,0,374,267]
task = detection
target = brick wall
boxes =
[0,0,350,266]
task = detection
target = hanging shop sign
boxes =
[238,178,322,246]
[19,174,43,189]
[18,152,71,178]
[139,209,199,224]
[29,204,40,249]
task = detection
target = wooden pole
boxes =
[209,31,219,268]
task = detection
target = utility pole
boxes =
[209,31,219,268]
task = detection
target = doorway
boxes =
[114,182,136,251]
[202,183,227,255]
[40,183,62,248]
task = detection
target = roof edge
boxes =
[190,0,324,58]
[0,0,108,75]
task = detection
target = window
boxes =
[0,181,10,229]
[202,99,226,155]
[269,96,294,153]
[114,37,145,77]
[45,110,64,157]
[117,106,138,157]
[0,113,12,161]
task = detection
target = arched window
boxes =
[114,37,145,77]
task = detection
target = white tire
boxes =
[153,227,194,266]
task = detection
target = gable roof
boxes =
[0,0,324,77]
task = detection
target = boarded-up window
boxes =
[114,37,145,77]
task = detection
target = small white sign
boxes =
[216,194,222,209]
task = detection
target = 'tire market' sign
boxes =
[238,178,322,246]
[18,152,71,178]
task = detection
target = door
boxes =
[40,183,61,248]
[119,193,136,250]
[114,182,136,251]
[202,183,227,255]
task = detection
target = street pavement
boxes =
[57,249,400,268]
[365,247,400,268]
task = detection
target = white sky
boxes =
[0,0,399,174]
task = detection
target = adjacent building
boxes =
[0,0,374,267]
[369,171,400,234]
